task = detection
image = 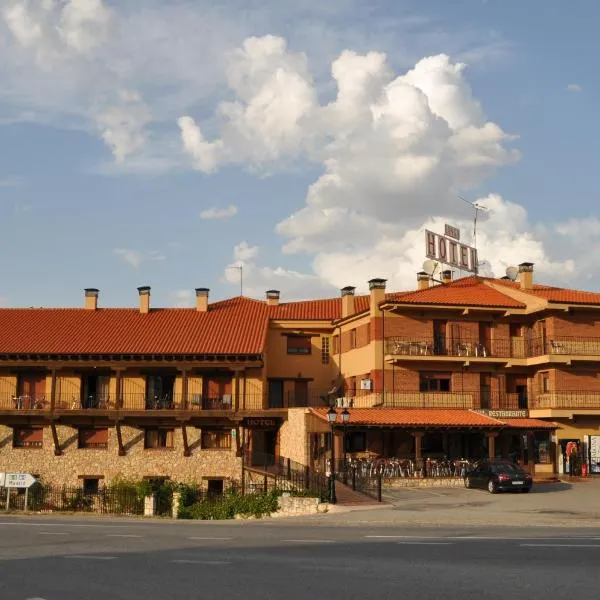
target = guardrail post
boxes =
[377,473,382,503]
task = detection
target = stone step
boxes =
[334,481,382,506]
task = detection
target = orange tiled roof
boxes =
[0,297,269,355]
[385,278,525,308]
[311,408,503,427]
[494,279,600,305]
[500,418,557,430]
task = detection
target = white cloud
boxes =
[169,289,193,308]
[566,83,583,93]
[200,204,238,220]
[233,242,259,263]
[113,248,166,269]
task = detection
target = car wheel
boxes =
[464,477,472,489]
[487,480,496,494]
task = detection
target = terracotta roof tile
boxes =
[311,408,503,427]
[0,297,269,355]
[500,418,557,429]
[385,278,525,308]
[494,279,600,305]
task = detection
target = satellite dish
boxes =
[422,260,438,276]
[505,266,519,281]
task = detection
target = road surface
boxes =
[1,516,599,599]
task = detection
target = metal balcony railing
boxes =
[377,391,523,410]
[0,394,49,411]
[530,392,600,410]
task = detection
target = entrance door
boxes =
[480,373,492,409]
[17,373,46,409]
[251,430,277,466]
[268,380,284,408]
[433,320,447,355]
[82,375,110,408]
[294,380,308,407]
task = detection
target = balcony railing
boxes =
[378,391,523,410]
[530,392,600,410]
[386,335,600,359]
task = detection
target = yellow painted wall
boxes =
[55,374,81,409]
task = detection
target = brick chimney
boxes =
[195,288,209,312]
[137,286,151,314]
[518,262,534,290]
[266,290,280,306]
[417,272,429,291]
[341,286,356,318]
[84,288,99,310]
[441,270,453,285]
[368,278,387,316]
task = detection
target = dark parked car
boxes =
[464,460,533,493]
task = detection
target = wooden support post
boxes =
[182,425,190,457]
[487,432,499,460]
[116,422,125,456]
[180,369,189,410]
[233,369,241,412]
[49,369,57,412]
[50,423,62,456]
[115,369,123,410]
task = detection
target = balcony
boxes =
[544,337,600,357]
[385,336,517,360]
[0,394,48,411]
[530,392,600,411]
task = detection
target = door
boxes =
[480,373,492,409]
[17,373,46,409]
[202,374,233,409]
[294,380,309,407]
[146,375,175,409]
[479,322,493,356]
[82,375,110,408]
[268,380,284,409]
[433,320,447,355]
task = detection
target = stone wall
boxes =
[279,409,310,465]
[275,493,327,516]
[0,425,241,487]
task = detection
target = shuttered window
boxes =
[287,335,311,355]
[144,429,174,449]
[13,427,43,448]
[78,428,109,449]
[201,429,232,450]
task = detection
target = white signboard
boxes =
[425,229,478,274]
[590,435,600,474]
[0,473,5,487]
[5,473,36,488]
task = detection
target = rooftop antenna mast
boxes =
[226,264,243,296]
[458,195,489,251]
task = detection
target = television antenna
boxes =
[226,264,243,296]
[458,196,489,250]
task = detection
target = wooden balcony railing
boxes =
[530,392,600,410]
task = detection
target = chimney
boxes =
[518,262,534,290]
[266,290,280,306]
[441,270,453,285]
[341,286,356,318]
[195,288,209,312]
[84,288,99,310]
[368,278,387,316]
[417,272,429,291]
[137,286,151,314]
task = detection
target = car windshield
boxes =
[491,463,524,475]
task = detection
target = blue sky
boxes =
[1,0,598,308]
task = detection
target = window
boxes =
[287,335,311,355]
[13,427,43,448]
[82,478,100,495]
[201,429,232,450]
[321,336,330,365]
[540,372,550,394]
[78,428,108,449]
[144,429,174,449]
[535,432,551,464]
[350,329,357,349]
[345,432,366,453]
[332,335,340,355]
[419,374,451,392]
[207,479,225,497]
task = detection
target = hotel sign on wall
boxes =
[425,225,478,274]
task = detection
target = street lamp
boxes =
[326,407,337,504]
[341,408,350,484]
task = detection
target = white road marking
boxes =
[520,544,600,548]
[365,535,600,541]
[283,539,336,544]
[397,541,453,546]
[38,532,69,536]
[0,522,131,529]
[64,555,118,561]
[106,534,144,538]
[171,559,231,565]
[187,537,232,541]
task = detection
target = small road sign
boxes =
[5,473,37,488]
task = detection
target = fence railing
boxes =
[530,392,600,410]
[377,391,524,410]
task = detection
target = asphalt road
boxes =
[2,517,600,600]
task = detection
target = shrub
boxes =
[178,490,280,520]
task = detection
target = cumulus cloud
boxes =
[566,83,583,93]
[169,289,193,308]
[113,248,166,269]
[200,204,238,220]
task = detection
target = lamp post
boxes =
[341,408,350,484]
[326,407,337,504]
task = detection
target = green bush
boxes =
[178,490,280,520]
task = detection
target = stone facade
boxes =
[0,425,241,487]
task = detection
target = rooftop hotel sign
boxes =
[425,225,478,274]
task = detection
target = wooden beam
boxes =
[115,422,125,456]
[180,369,189,411]
[182,425,190,457]
[50,423,62,456]
[50,369,57,411]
